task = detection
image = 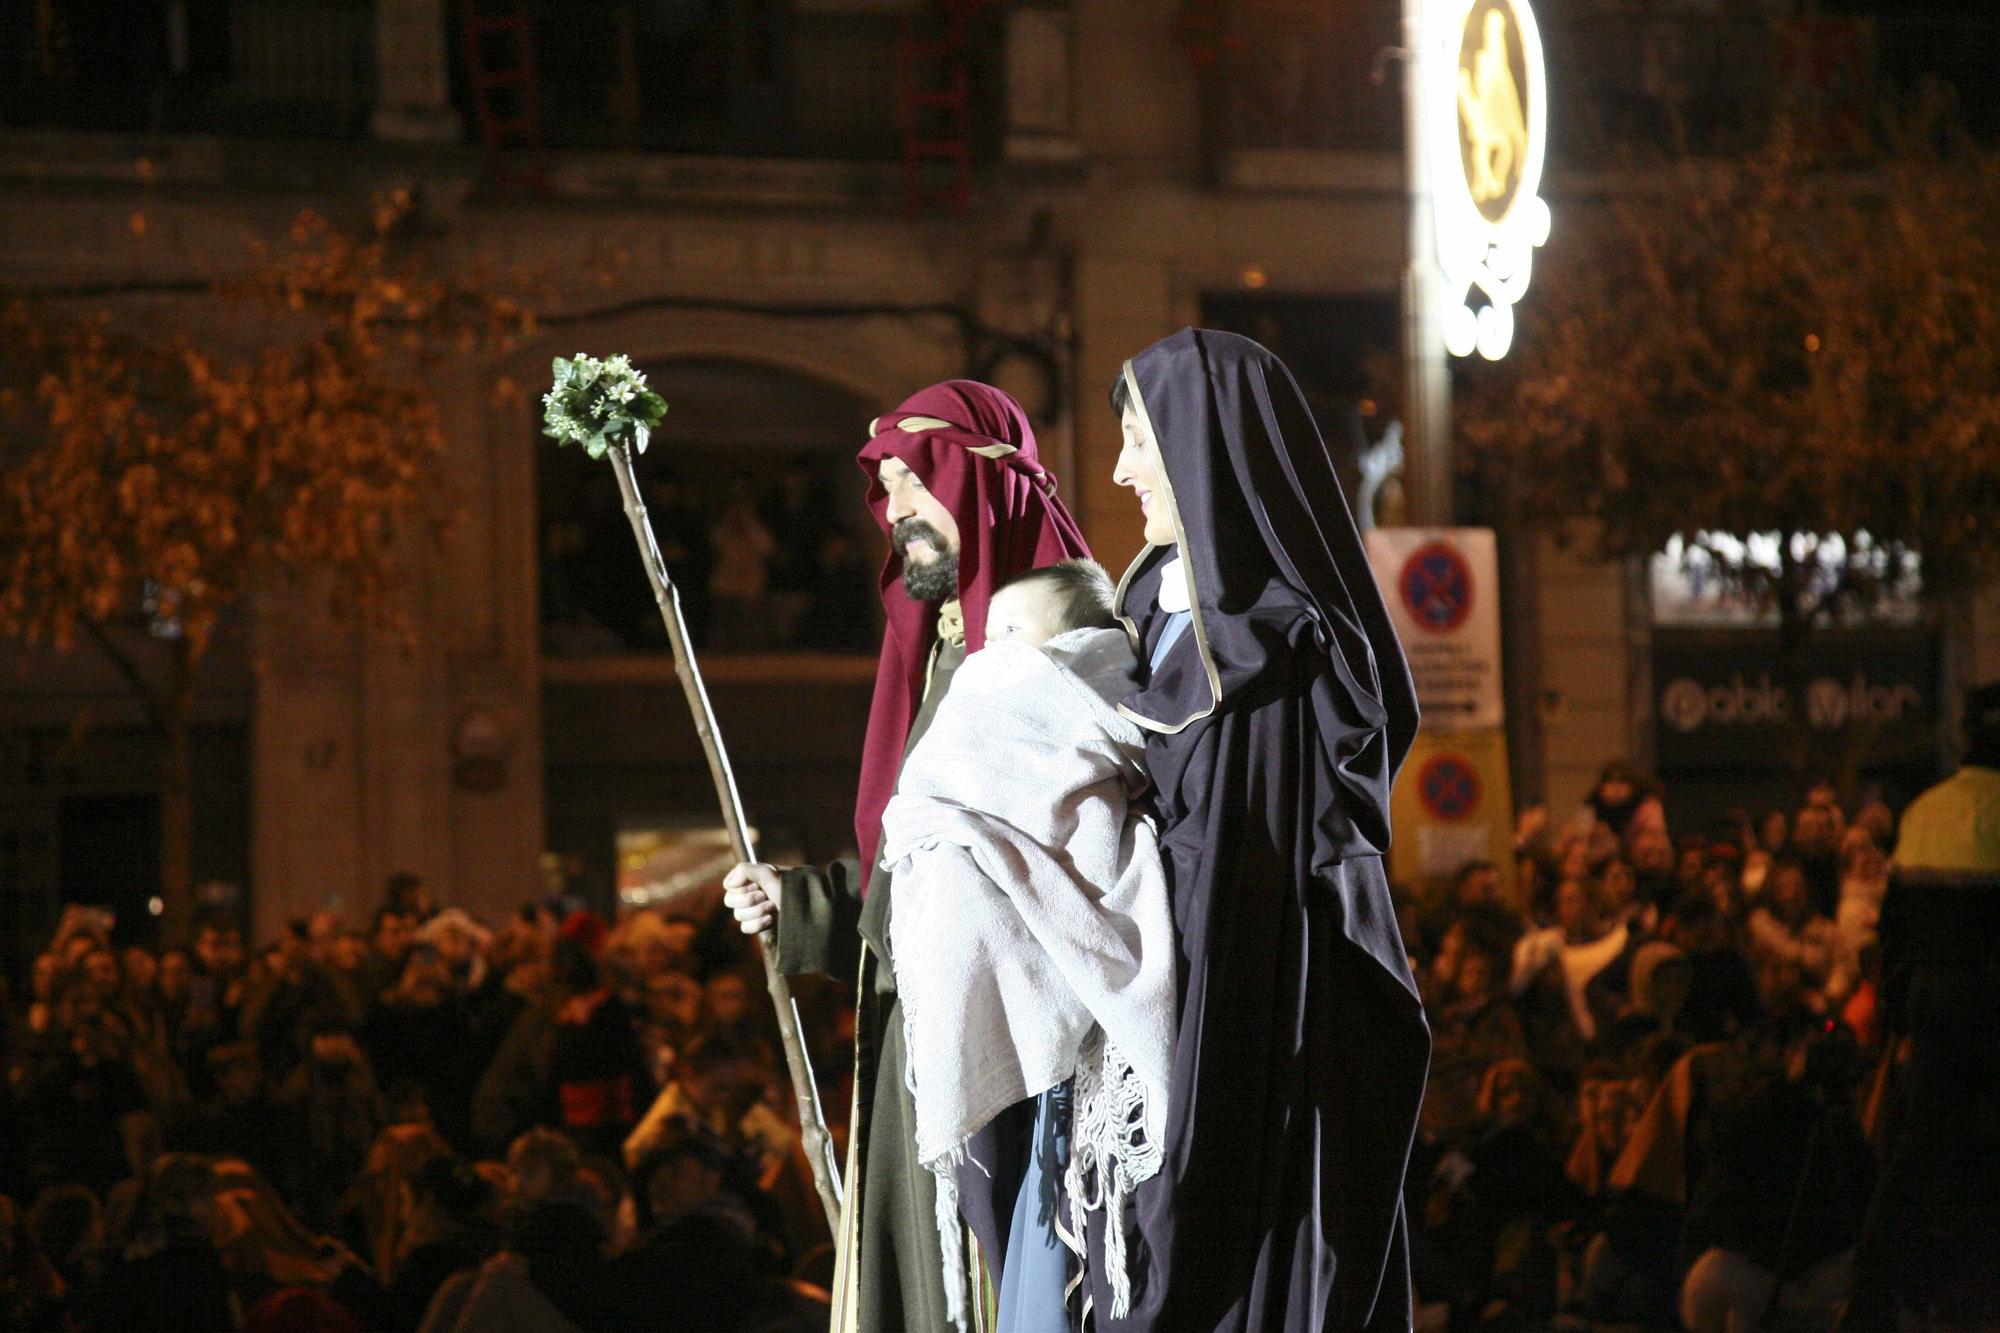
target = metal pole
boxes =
[1402,0,1455,528]
[607,443,845,1231]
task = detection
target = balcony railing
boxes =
[2,0,375,137]
[498,2,903,159]
[1209,3,2000,172]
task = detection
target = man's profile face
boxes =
[878,457,961,601]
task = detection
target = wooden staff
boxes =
[604,439,844,1230]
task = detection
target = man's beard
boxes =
[894,518,958,601]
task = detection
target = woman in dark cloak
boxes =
[1085,328,1430,1331]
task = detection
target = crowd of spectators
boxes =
[0,875,846,1332]
[1404,762,1894,1332]
[0,756,1925,1332]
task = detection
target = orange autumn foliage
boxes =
[0,195,531,663]
[0,194,532,929]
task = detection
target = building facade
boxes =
[6,0,2000,958]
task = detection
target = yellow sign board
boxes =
[1389,726,1516,893]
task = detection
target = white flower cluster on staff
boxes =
[541,352,669,458]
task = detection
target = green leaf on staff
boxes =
[542,351,667,458]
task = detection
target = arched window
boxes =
[538,358,883,658]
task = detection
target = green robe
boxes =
[777,637,978,1333]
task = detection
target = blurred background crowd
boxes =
[0,872,847,1332]
[0,755,1963,1332]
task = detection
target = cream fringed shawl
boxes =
[881,628,1177,1326]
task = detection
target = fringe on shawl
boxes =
[1062,1028,1160,1319]
[902,993,1159,1330]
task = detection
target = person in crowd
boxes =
[610,1135,764,1331]
[384,872,437,925]
[343,1125,454,1294]
[183,915,247,1093]
[24,1182,104,1320]
[365,943,471,1146]
[1418,859,1510,955]
[277,1015,385,1228]
[1747,856,1837,1003]
[1681,1025,1873,1332]
[624,1039,796,1189]
[358,907,420,1010]
[468,975,560,1161]
[1564,1061,1683,1326]
[207,1155,371,1316]
[1828,829,1888,1002]
[94,1154,237,1331]
[1565,1063,1644,1201]
[798,525,880,654]
[1595,941,1692,1066]
[21,990,154,1198]
[637,968,703,1079]
[545,939,654,1161]
[419,1195,614,1333]
[1626,824,1678,917]
[1597,855,1653,934]
[1423,918,1529,1141]
[1791,802,1845,918]
[692,970,774,1070]
[1674,836,1709,906]
[708,473,780,653]
[384,1155,501,1332]
[763,456,839,648]
[171,1040,288,1188]
[503,1127,584,1219]
[1514,876,1629,1053]
[1585,761,1664,842]
[417,909,492,998]
[1661,880,1763,1044]
[1845,682,2000,1329]
[1415,1058,1580,1330]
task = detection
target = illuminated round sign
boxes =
[1426,0,1551,360]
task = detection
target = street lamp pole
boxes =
[1401,0,1454,528]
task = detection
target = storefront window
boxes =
[1649,530,1923,628]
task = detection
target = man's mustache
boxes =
[892,518,948,557]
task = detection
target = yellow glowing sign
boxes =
[1428,0,1550,360]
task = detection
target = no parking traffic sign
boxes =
[1366,528,1504,731]
[1391,728,1515,888]
[1417,753,1482,821]
[1400,542,1476,635]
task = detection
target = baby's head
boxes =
[984,560,1119,648]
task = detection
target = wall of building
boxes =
[15,0,1938,940]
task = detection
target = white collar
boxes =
[1157,553,1190,614]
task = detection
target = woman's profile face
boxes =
[1112,405,1176,546]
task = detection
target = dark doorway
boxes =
[58,794,163,948]
[537,358,883,659]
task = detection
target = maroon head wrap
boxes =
[853,380,1089,879]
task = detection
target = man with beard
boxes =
[723,381,1088,1331]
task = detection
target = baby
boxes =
[881,559,1177,1329]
